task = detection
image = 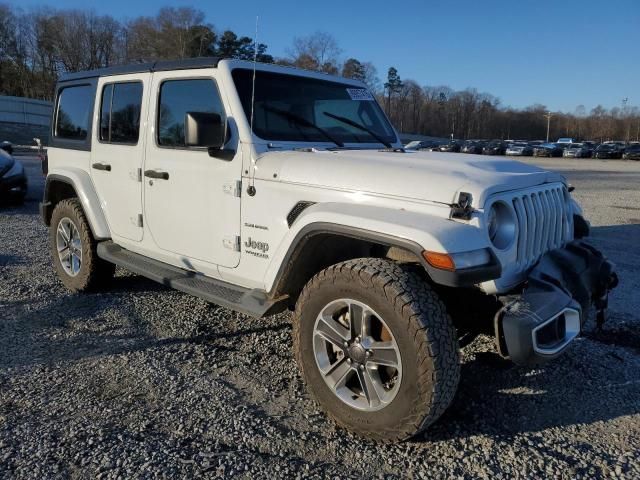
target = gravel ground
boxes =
[1,156,639,479]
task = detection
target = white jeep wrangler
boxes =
[40,58,617,441]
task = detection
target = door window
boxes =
[99,82,143,144]
[157,79,225,147]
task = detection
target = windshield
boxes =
[232,69,397,145]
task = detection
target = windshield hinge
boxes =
[223,181,242,197]
[450,192,474,220]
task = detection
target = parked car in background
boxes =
[557,137,574,145]
[461,140,485,154]
[482,140,507,155]
[593,143,623,159]
[404,140,441,151]
[622,144,640,160]
[1,140,14,155]
[438,141,461,152]
[563,143,592,158]
[0,145,27,204]
[533,143,564,157]
[505,142,533,156]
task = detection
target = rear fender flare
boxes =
[43,169,110,239]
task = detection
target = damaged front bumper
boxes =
[495,240,618,365]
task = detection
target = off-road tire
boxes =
[293,258,460,441]
[49,198,115,292]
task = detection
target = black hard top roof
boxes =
[59,57,222,82]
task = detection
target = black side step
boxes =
[97,241,276,318]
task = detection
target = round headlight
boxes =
[487,201,516,250]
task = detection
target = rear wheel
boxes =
[293,258,460,441]
[49,198,115,292]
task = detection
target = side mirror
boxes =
[184,112,225,148]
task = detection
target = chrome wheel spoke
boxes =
[349,303,365,340]
[324,359,351,391]
[357,367,385,407]
[368,341,400,368]
[316,316,349,348]
[57,223,70,243]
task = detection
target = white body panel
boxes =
[46,59,578,296]
[91,73,151,242]
[142,69,242,269]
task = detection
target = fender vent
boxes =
[287,201,315,227]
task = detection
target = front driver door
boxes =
[143,71,241,268]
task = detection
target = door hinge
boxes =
[223,181,242,197]
[223,235,241,252]
[137,168,142,182]
[137,214,143,227]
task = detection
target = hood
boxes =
[256,149,565,207]
[0,149,14,176]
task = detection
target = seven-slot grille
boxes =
[511,185,572,269]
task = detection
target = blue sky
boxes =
[13,0,640,112]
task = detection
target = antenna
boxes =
[248,16,259,196]
[250,16,259,135]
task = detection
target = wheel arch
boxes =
[267,222,430,306]
[265,201,501,308]
[41,169,111,239]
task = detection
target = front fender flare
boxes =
[264,202,500,292]
[42,169,111,239]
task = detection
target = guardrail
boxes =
[0,96,52,127]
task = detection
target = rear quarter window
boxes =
[55,85,93,140]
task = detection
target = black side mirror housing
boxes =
[184,112,225,148]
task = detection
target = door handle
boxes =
[92,162,111,172]
[144,170,169,180]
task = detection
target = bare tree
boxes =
[288,31,341,74]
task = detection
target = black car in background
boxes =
[593,143,623,159]
[461,140,485,154]
[622,144,640,160]
[482,140,507,155]
[533,143,564,157]
[438,141,462,152]
[0,143,28,204]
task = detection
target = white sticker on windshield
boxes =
[346,88,374,101]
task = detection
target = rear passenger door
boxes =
[91,74,150,242]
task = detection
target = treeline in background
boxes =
[1,4,638,142]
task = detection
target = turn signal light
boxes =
[422,251,455,271]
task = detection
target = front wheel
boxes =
[293,258,460,441]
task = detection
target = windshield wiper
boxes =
[322,111,392,148]
[263,106,344,148]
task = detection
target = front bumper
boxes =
[495,240,617,365]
